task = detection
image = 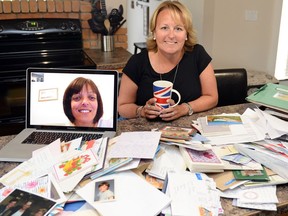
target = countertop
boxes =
[84,47,132,71]
[1,103,288,216]
[247,70,279,88]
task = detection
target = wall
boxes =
[0,0,128,49]
[201,0,282,77]
[126,0,282,78]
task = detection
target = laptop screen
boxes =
[26,68,118,132]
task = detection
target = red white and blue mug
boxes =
[153,80,181,109]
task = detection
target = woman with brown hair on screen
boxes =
[63,77,112,127]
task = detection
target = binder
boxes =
[246,83,288,113]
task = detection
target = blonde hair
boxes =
[146,0,197,52]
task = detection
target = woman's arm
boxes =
[190,62,218,112]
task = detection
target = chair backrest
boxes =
[214,68,248,107]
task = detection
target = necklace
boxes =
[159,63,179,84]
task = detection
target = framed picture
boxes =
[38,88,58,101]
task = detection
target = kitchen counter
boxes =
[247,70,279,95]
[248,70,278,87]
[84,47,132,71]
[1,103,288,215]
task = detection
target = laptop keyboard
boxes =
[22,131,103,144]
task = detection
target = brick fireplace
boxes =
[0,0,127,50]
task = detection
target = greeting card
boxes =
[53,149,98,181]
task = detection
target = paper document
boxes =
[166,171,222,216]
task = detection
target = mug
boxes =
[153,80,181,109]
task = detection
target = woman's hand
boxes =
[142,98,187,121]
[158,99,179,121]
[142,98,161,119]
[159,99,189,121]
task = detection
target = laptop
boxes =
[0,67,118,162]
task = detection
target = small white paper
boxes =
[234,199,277,211]
[238,185,278,204]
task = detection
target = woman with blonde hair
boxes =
[119,1,218,120]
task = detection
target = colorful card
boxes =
[187,148,222,164]
[233,167,269,181]
[159,126,196,140]
[53,149,98,181]
[206,115,243,125]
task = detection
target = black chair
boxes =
[133,42,147,54]
[214,68,248,107]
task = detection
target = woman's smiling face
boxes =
[154,9,187,55]
[71,84,98,126]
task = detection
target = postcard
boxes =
[159,126,196,140]
[206,115,243,125]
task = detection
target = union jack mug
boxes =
[153,80,181,109]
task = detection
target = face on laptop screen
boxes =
[26,68,118,131]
